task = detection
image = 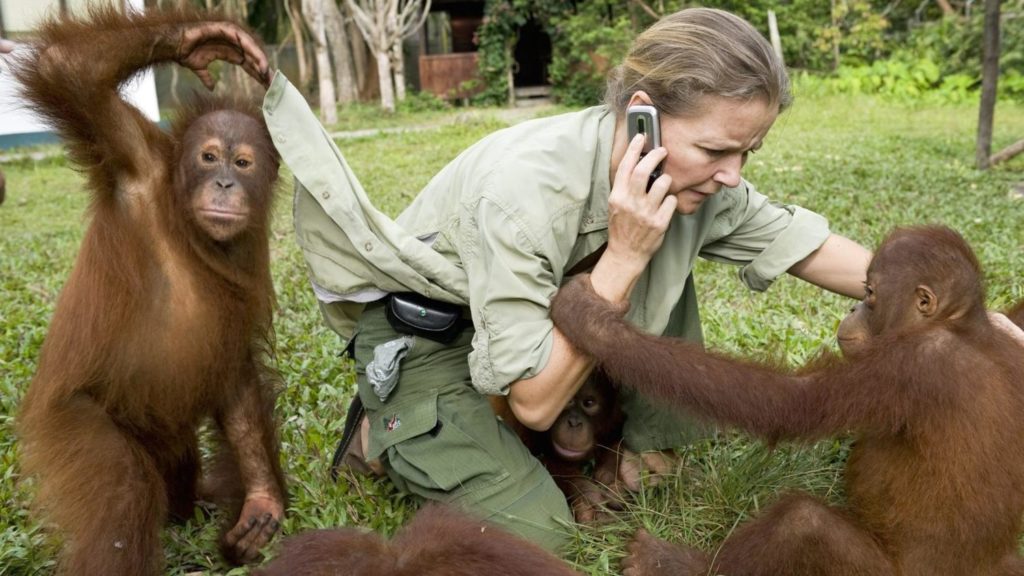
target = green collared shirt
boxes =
[264,73,831,395]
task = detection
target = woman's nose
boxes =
[713,154,743,188]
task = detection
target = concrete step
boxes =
[513,85,553,107]
[514,85,552,99]
[515,97,553,108]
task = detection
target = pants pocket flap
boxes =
[366,390,439,460]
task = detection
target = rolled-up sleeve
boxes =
[462,196,558,395]
[700,181,831,292]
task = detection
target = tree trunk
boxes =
[391,41,406,101]
[161,0,190,106]
[376,48,396,112]
[506,41,515,106]
[218,0,254,100]
[830,0,841,71]
[304,0,338,124]
[345,4,370,96]
[387,0,406,101]
[347,0,428,110]
[324,0,359,104]
[975,0,1000,170]
[285,0,311,92]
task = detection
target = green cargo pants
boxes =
[349,286,714,551]
[351,303,573,552]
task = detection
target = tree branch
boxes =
[630,0,660,19]
[990,138,1024,167]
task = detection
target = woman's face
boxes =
[631,94,779,215]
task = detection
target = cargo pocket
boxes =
[366,391,440,461]
[375,391,509,495]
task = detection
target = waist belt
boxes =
[382,292,472,344]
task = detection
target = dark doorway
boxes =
[513,19,551,87]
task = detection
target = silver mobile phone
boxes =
[626,105,663,191]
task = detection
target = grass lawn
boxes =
[1,93,1022,575]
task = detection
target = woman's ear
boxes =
[626,91,653,108]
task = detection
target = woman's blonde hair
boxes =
[605,8,791,116]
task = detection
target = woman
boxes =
[269,7,871,553]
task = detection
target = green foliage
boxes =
[490,0,900,105]
[796,7,1024,104]
[546,1,635,107]
[901,11,1024,80]
[1004,70,1024,101]
[1,96,1023,574]
[473,1,518,105]
[814,0,891,67]
[473,0,575,106]
[794,60,977,104]
[486,0,1023,107]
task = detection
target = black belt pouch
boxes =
[385,292,467,344]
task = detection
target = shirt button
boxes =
[364,242,374,251]
[322,191,330,199]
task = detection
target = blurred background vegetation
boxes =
[125,0,1024,109]
[502,0,1024,106]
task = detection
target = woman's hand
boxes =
[591,134,675,303]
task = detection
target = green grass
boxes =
[1,95,1023,575]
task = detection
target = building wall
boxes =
[0,0,159,148]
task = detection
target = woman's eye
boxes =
[702,147,726,158]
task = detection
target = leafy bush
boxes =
[473,0,574,106]
[795,59,979,104]
[791,5,1024,104]
[474,0,1023,107]
[490,0,904,106]
[900,11,1024,80]
[1004,70,1024,101]
[547,1,634,106]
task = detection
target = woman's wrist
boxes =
[589,249,646,304]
